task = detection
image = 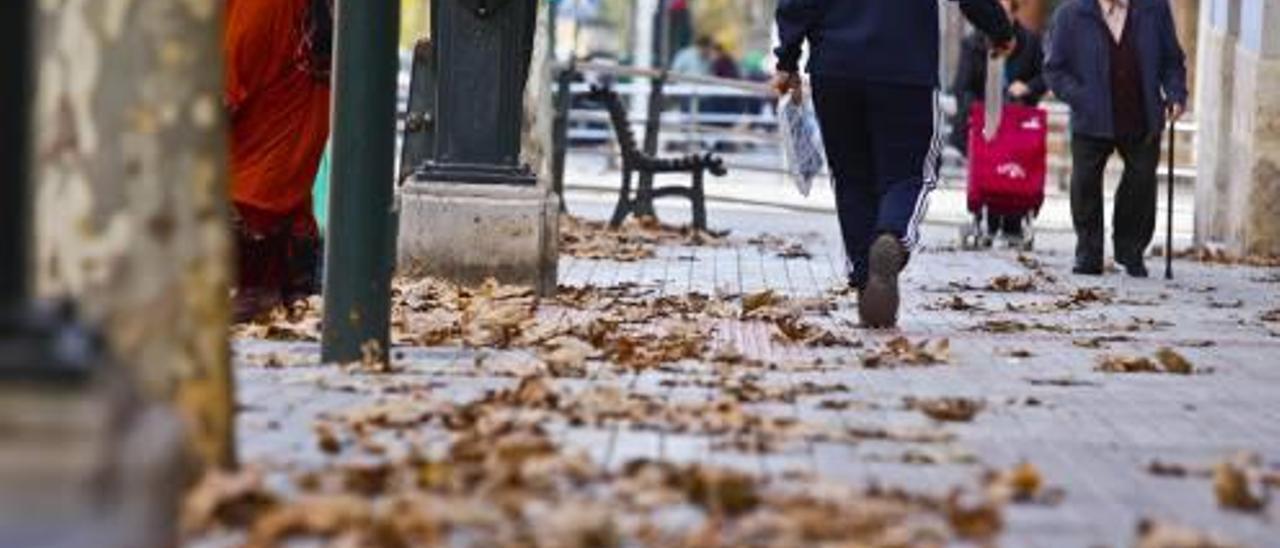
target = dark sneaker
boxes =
[859,234,907,328]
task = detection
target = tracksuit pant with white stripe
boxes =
[811,76,939,287]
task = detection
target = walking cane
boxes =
[1164,119,1175,280]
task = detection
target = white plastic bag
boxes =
[778,96,826,197]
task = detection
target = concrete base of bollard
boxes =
[397,181,560,296]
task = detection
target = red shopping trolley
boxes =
[959,102,1048,250]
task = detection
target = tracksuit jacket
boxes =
[775,0,1015,88]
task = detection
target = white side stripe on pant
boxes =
[904,89,942,250]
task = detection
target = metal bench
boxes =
[586,85,727,231]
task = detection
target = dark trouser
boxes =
[812,77,939,286]
[1069,133,1160,266]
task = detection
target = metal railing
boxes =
[392,54,1203,197]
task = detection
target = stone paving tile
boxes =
[229,196,1280,547]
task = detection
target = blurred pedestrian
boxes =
[709,42,740,80]
[666,0,694,62]
[1044,0,1187,278]
[671,35,712,76]
[224,0,333,321]
[772,0,1015,328]
[950,0,1046,244]
[701,41,746,144]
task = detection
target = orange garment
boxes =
[224,0,331,234]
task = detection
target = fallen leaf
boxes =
[315,422,343,454]
[1155,348,1195,375]
[1212,460,1267,512]
[1096,355,1160,374]
[908,397,984,423]
[248,495,373,546]
[1025,377,1101,388]
[742,290,782,315]
[987,275,1037,293]
[862,337,950,368]
[1073,335,1134,349]
[1136,519,1244,548]
[182,468,280,534]
[945,490,1003,540]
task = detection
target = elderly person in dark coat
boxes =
[1044,0,1188,278]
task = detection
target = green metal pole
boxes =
[322,0,400,365]
[0,0,33,310]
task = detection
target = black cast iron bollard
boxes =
[0,0,98,385]
[321,0,401,365]
[410,0,538,186]
[1,0,34,311]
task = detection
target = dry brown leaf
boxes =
[945,490,1003,540]
[863,337,950,368]
[987,275,1037,292]
[908,397,984,423]
[248,495,374,547]
[1056,287,1113,309]
[929,295,984,312]
[682,465,761,517]
[1136,519,1244,548]
[504,376,561,409]
[1212,460,1268,512]
[341,461,394,496]
[182,468,279,534]
[315,422,342,454]
[1155,348,1195,375]
[984,462,1061,505]
[1096,355,1160,374]
[742,289,782,315]
[1073,335,1134,349]
[970,318,1072,334]
[538,336,595,377]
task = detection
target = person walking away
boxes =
[772,1,1015,328]
[1044,0,1187,278]
[224,0,334,321]
[949,0,1047,246]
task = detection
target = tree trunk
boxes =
[34,0,235,470]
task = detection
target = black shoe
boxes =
[859,234,907,328]
[1118,258,1149,278]
[1072,261,1104,276]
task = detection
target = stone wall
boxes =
[1195,0,1280,256]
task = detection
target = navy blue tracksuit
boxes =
[775,0,1013,285]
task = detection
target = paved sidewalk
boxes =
[215,194,1278,547]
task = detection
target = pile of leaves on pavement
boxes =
[213,271,1085,546]
[1156,245,1280,268]
[184,370,1046,547]
[559,215,725,262]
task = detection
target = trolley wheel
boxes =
[1019,216,1037,252]
[959,223,980,250]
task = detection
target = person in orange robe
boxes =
[224,0,332,320]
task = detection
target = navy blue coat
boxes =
[775,0,1014,88]
[1044,0,1188,139]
